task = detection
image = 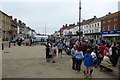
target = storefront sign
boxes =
[101,30,120,34]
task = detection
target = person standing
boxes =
[84,49,94,78]
[57,41,63,58]
[71,45,77,70]
[51,44,57,63]
[45,43,50,62]
[111,43,119,67]
[99,43,105,55]
[109,45,113,56]
[91,49,97,68]
[75,48,84,73]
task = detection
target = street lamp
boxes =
[79,0,81,42]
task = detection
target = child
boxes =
[51,44,57,63]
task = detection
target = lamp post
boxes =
[79,0,81,42]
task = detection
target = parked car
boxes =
[22,39,31,46]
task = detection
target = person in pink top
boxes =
[104,47,110,56]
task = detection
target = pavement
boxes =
[2,45,119,78]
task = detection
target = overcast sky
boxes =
[1,0,119,34]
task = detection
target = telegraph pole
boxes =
[79,0,81,42]
[45,23,46,36]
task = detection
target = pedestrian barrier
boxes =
[1,41,16,50]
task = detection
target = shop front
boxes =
[101,30,120,42]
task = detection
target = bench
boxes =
[100,62,119,74]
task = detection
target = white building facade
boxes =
[83,18,102,39]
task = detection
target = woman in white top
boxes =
[91,49,97,68]
[109,45,113,56]
[102,53,112,65]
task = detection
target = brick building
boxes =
[101,11,120,41]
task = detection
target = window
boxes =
[89,25,91,28]
[114,24,118,30]
[87,30,88,33]
[95,29,98,32]
[108,19,111,22]
[103,20,105,23]
[108,25,110,31]
[92,30,94,33]
[90,30,91,33]
[95,24,96,28]
[102,26,105,31]
[114,17,118,21]
[92,24,93,28]
[97,23,99,27]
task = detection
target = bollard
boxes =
[14,42,15,46]
[2,43,4,50]
[9,42,10,48]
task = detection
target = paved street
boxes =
[2,45,119,78]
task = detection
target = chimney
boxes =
[65,24,67,26]
[73,23,75,25]
[94,16,96,18]
[108,12,111,15]
[10,16,12,19]
[106,14,108,16]
[83,19,85,22]
[14,18,17,22]
[18,20,21,24]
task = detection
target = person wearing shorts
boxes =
[84,49,94,78]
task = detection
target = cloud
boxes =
[1,0,119,34]
[1,0,78,2]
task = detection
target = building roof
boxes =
[11,20,18,27]
[90,16,105,23]
[81,18,95,25]
[0,10,12,18]
[104,11,120,19]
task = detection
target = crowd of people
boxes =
[45,37,120,78]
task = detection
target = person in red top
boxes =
[99,43,105,54]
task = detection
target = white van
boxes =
[33,35,48,45]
